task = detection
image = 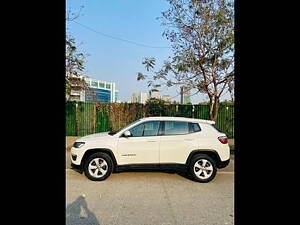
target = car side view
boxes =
[70,117,230,183]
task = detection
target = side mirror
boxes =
[123,130,132,137]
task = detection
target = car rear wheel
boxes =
[189,154,217,183]
[83,152,113,181]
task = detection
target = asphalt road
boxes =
[66,152,234,225]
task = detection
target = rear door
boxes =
[117,121,162,165]
[159,121,200,164]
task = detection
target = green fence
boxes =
[66,102,234,138]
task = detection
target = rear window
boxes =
[190,123,201,132]
[211,124,222,133]
[164,121,189,135]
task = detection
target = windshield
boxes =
[108,119,141,135]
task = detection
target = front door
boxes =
[117,121,161,165]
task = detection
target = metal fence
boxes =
[66,101,234,138]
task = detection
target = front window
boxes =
[129,121,160,137]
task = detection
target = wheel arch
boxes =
[81,148,118,169]
[186,149,222,168]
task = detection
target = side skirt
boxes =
[115,163,187,172]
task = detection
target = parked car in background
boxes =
[70,117,230,182]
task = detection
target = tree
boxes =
[65,6,89,101]
[138,0,234,121]
[145,98,168,116]
[65,35,88,100]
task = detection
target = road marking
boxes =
[218,171,234,174]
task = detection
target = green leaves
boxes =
[138,0,234,119]
[142,57,156,71]
[137,72,145,81]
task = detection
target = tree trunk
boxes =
[212,96,220,121]
[75,103,79,136]
[209,96,214,121]
[208,95,220,121]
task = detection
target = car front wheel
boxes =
[189,154,217,183]
[83,152,113,181]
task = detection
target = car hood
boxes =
[77,132,111,142]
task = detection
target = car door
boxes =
[159,121,199,164]
[117,121,161,165]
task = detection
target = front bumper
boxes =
[71,162,83,172]
[70,147,85,165]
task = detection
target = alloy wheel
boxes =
[193,159,214,180]
[88,158,108,178]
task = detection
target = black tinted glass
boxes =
[192,123,201,132]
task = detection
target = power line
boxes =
[71,20,171,49]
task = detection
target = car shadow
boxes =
[66,195,100,225]
[113,169,197,182]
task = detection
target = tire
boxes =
[189,154,217,183]
[83,152,113,181]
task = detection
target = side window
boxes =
[129,123,144,137]
[143,121,160,136]
[164,121,189,135]
[190,123,201,132]
[129,121,160,137]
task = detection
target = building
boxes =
[131,93,139,103]
[180,86,191,104]
[131,92,148,104]
[84,78,119,103]
[140,92,148,104]
[149,89,160,99]
[162,95,170,102]
[115,90,120,103]
[69,77,119,103]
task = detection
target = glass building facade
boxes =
[83,78,119,103]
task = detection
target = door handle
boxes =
[184,139,193,141]
[147,140,157,142]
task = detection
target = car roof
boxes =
[140,117,215,124]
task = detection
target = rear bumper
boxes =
[218,158,230,169]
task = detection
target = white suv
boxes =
[70,117,230,182]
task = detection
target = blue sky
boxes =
[66,0,231,103]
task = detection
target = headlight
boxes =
[73,142,85,148]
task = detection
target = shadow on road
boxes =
[114,169,197,182]
[66,195,100,225]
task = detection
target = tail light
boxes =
[218,136,228,144]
